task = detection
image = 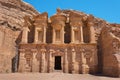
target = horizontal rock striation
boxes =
[0,0,38,29]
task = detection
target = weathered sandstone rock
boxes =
[0,0,38,73]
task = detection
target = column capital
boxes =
[72,48,75,52]
[65,49,67,52]
[21,27,29,43]
[70,21,83,27]
[49,49,55,53]
[31,49,37,53]
[19,49,25,52]
[22,27,29,31]
[80,49,85,53]
[88,22,96,43]
[41,49,46,53]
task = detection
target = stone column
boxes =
[41,49,46,73]
[71,48,78,73]
[80,26,84,43]
[49,49,54,72]
[72,48,76,62]
[18,49,26,72]
[80,49,89,74]
[34,27,38,43]
[88,22,96,43]
[52,29,55,44]
[61,26,64,44]
[71,27,75,43]
[72,48,79,74]
[64,49,69,73]
[43,27,46,43]
[21,27,29,43]
[31,49,39,72]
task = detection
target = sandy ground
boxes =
[0,72,119,80]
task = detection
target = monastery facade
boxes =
[18,9,98,74]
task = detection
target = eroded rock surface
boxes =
[0,0,38,73]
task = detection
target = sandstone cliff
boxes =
[0,0,38,73]
[100,25,120,77]
[0,0,38,29]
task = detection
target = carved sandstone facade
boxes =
[0,1,120,77]
[18,10,98,74]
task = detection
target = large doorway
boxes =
[54,56,62,70]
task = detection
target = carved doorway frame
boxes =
[52,50,64,72]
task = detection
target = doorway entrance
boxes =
[54,56,62,70]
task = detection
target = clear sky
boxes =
[23,0,120,24]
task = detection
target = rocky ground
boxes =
[0,72,119,80]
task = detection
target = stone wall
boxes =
[0,26,20,73]
[100,26,120,77]
[0,0,38,72]
[18,44,98,74]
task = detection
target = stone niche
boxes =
[50,14,67,44]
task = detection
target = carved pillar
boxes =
[18,49,26,72]
[71,48,79,73]
[64,49,69,73]
[21,27,29,43]
[71,27,75,43]
[34,27,39,43]
[49,49,54,72]
[43,27,46,43]
[52,29,55,44]
[31,49,39,72]
[80,49,89,74]
[72,48,76,62]
[41,49,46,73]
[88,22,96,43]
[90,26,96,43]
[80,26,84,43]
[61,26,64,44]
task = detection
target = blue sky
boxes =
[23,0,120,24]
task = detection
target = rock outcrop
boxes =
[0,0,38,73]
[0,0,38,29]
[100,25,120,77]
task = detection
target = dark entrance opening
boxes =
[54,56,62,70]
